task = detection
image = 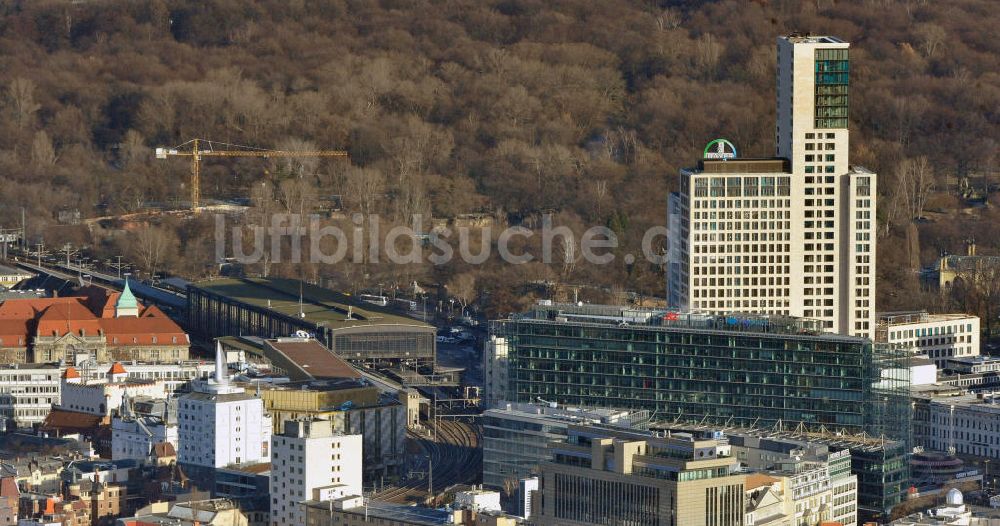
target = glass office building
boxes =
[490,303,910,443]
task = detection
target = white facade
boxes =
[878,312,980,368]
[269,419,362,526]
[915,392,1000,459]
[0,365,60,428]
[69,356,214,387]
[482,335,509,406]
[111,416,178,462]
[177,343,272,469]
[59,380,166,417]
[454,489,502,513]
[668,35,876,338]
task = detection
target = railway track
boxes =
[374,419,482,504]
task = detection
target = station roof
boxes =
[265,338,361,381]
[189,278,431,331]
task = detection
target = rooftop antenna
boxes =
[298,280,305,318]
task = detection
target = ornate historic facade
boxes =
[0,280,189,363]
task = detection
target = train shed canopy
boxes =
[188,278,435,363]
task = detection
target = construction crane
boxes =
[155,138,349,210]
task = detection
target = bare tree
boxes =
[30,131,57,168]
[131,225,178,279]
[120,130,148,169]
[894,156,934,220]
[655,8,681,31]
[346,166,385,217]
[695,33,722,79]
[916,23,946,59]
[448,272,477,315]
[7,78,41,129]
[593,179,609,218]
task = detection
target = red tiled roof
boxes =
[40,409,105,432]
[35,301,101,337]
[108,362,127,375]
[63,367,81,379]
[0,297,84,319]
[0,293,188,347]
[78,286,119,318]
[0,319,28,347]
[140,304,168,318]
[100,316,186,346]
[0,477,17,498]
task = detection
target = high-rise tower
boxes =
[668,35,876,337]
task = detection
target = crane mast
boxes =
[155,138,349,210]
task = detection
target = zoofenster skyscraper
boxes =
[668,35,876,338]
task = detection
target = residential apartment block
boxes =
[269,419,362,526]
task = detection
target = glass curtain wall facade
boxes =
[814,48,849,129]
[491,304,910,443]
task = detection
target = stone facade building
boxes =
[0,281,188,364]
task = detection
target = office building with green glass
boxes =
[488,302,910,443]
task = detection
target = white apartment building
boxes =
[269,419,362,526]
[668,34,876,338]
[0,364,60,429]
[877,312,980,368]
[177,343,272,469]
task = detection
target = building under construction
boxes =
[186,278,444,383]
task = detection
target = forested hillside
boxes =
[0,0,997,312]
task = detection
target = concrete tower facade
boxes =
[668,35,876,338]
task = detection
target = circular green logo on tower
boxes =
[703,139,738,160]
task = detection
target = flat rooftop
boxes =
[190,278,432,331]
[783,34,846,44]
[304,498,458,525]
[485,402,647,427]
[878,311,978,326]
[511,302,865,342]
[691,158,791,174]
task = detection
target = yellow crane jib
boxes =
[154,138,349,210]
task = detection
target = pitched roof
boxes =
[265,339,361,381]
[0,297,84,320]
[140,305,168,318]
[100,316,186,346]
[108,362,127,375]
[40,409,105,432]
[0,319,28,347]
[78,286,119,318]
[63,367,81,379]
[35,301,101,337]
[0,292,188,346]
[152,442,176,458]
[0,477,18,498]
[745,473,779,491]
